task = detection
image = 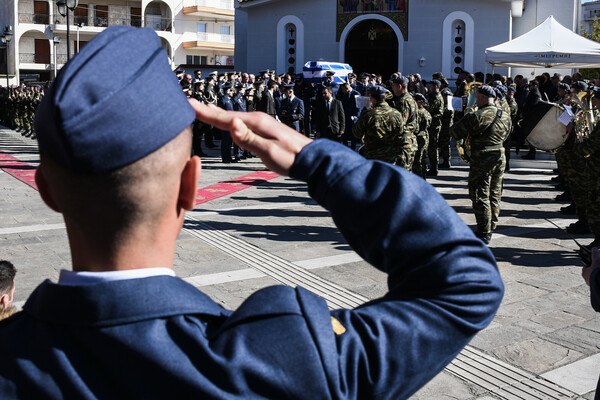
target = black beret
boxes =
[392,76,409,85]
[478,85,497,98]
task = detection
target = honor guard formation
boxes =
[0,25,599,398]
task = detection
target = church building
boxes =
[234,0,581,82]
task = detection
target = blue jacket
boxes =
[0,140,503,399]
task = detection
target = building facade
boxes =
[235,0,581,82]
[0,0,235,85]
[582,0,600,34]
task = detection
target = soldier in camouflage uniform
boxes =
[438,88,454,169]
[505,86,519,172]
[353,86,410,168]
[426,80,444,176]
[571,88,600,248]
[412,93,431,179]
[390,75,418,168]
[450,85,511,244]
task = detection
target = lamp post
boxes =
[56,0,78,61]
[53,36,61,79]
[1,26,13,88]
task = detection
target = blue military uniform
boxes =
[219,90,235,162]
[0,140,503,399]
[279,95,305,132]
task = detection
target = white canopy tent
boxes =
[485,16,600,69]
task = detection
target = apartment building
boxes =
[582,0,600,34]
[0,0,235,85]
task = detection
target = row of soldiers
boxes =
[0,85,45,139]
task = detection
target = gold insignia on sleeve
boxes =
[330,316,346,335]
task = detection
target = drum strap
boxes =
[479,109,503,136]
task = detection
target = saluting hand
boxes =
[190,100,312,175]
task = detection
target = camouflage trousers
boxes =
[427,124,442,169]
[412,133,429,179]
[566,149,589,218]
[468,150,506,234]
[439,128,452,162]
[555,147,569,183]
[586,163,600,236]
[396,134,417,171]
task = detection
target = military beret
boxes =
[497,85,508,95]
[440,88,453,97]
[572,81,588,91]
[429,80,441,87]
[413,93,427,103]
[391,75,409,85]
[432,72,444,80]
[368,85,389,97]
[558,82,570,90]
[34,26,194,174]
[477,85,497,98]
[507,85,517,93]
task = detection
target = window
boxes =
[186,55,207,65]
[197,23,206,33]
[74,4,88,26]
[131,7,141,27]
[94,5,108,27]
[220,25,230,35]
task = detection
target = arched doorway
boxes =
[344,19,398,78]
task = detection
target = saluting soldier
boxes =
[426,79,444,176]
[278,84,304,132]
[450,85,511,244]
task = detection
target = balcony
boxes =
[145,16,172,31]
[18,13,50,25]
[20,52,68,65]
[50,15,143,31]
[182,32,234,52]
[182,0,234,20]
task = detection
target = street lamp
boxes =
[0,26,13,89]
[56,0,78,61]
[53,36,61,79]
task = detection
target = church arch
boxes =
[339,14,404,75]
[277,15,304,75]
[442,11,474,79]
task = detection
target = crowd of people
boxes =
[176,66,598,247]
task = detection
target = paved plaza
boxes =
[0,126,598,399]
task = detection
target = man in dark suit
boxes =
[278,84,304,132]
[521,80,542,160]
[257,80,277,119]
[315,86,345,142]
[0,26,503,400]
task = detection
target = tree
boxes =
[580,17,600,80]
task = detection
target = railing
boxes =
[19,53,68,64]
[196,32,234,44]
[93,17,108,27]
[145,17,172,31]
[18,13,50,24]
[184,0,234,10]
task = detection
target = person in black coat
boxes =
[257,80,278,119]
[520,80,541,159]
[314,86,345,142]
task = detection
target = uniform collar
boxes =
[23,276,229,327]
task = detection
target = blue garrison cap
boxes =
[478,85,496,98]
[35,26,195,174]
[391,76,409,85]
[558,82,570,90]
[429,80,441,87]
[507,85,516,93]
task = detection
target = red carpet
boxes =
[0,152,279,203]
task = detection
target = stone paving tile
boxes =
[543,325,600,355]
[490,337,585,374]
[410,369,488,400]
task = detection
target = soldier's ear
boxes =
[35,167,61,213]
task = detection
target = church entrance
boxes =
[344,19,399,79]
